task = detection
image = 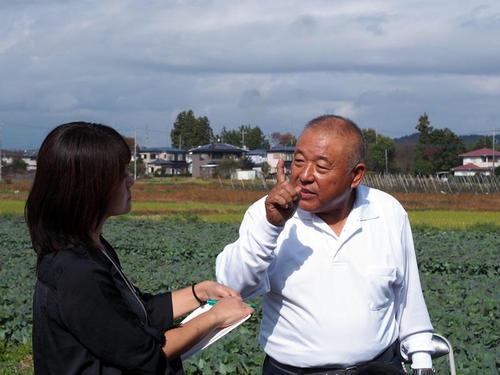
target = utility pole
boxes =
[241,128,246,149]
[134,127,137,180]
[385,149,388,174]
[0,121,2,181]
[493,129,499,171]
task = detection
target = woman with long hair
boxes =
[26,122,252,374]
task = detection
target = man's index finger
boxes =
[276,158,286,183]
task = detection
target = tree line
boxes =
[2,110,496,177]
[170,109,296,150]
[168,109,498,176]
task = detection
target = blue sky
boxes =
[1,0,500,149]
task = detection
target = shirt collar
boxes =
[351,185,379,222]
[295,185,380,225]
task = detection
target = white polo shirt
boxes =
[216,185,434,368]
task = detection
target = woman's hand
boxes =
[164,295,253,358]
[194,280,240,302]
[208,296,254,328]
[172,281,242,319]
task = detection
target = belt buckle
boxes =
[323,367,357,375]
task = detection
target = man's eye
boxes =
[294,158,304,164]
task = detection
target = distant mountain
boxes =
[393,133,499,146]
[393,133,419,145]
[459,134,499,146]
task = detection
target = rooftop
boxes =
[459,148,500,157]
[189,143,244,153]
[140,147,186,153]
[451,163,494,171]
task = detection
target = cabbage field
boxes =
[0,216,498,374]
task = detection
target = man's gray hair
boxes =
[304,114,366,172]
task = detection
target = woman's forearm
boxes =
[162,310,216,358]
[171,281,242,319]
[171,285,202,319]
[164,294,253,358]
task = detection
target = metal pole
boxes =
[492,129,500,176]
[0,121,2,181]
[385,149,388,174]
[241,128,246,149]
[134,127,137,180]
[493,129,496,169]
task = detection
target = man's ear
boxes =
[350,163,366,189]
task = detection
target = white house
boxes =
[266,146,295,175]
[451,148,499,176]
[22,150,38,171]
[1,150,37,171]
[139,147,188,176]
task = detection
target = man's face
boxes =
[290,128,358,215]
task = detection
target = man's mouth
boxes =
[300,188,316,199]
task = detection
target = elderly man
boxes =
[216,115,435,375]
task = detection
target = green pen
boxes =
[207,299,257,309]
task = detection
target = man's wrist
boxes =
[411,369,435,375]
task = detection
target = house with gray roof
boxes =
[139,147,188,176]
[189,143,244,178]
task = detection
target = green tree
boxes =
[261,161,270,177]
[472,135,493,151]
[219,125,270,149]
[216,158,241,178]
[362,129,396,173]
[414,113,465,175]
[11,157,27,171]
[127,158,145,178]
[241,156,255,170]
[171,110,214,149]
[219,127,241,146]
[271,132,297,147]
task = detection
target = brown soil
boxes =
[2,179,499,211]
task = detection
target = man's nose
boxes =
[300,163,314,183]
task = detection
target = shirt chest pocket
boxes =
[366,266,397,311]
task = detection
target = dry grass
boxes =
[1,178,499,211]
[392,192,500,211]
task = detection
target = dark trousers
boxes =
[262,341,404,375]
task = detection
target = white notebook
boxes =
[180,304,252,360]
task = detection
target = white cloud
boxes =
[1,0,500,148]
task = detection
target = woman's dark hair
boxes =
[26,122,131,262]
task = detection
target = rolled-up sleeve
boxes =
[141,291,174,331]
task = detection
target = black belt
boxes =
[267,356,357,375]
[264,340,402,375]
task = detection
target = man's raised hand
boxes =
[265,158,301,226]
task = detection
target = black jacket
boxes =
[33,238,183,374]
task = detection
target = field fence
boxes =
[227,174,500,194]
[362,174,499,194]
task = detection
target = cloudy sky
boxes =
[1,0,500,149]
